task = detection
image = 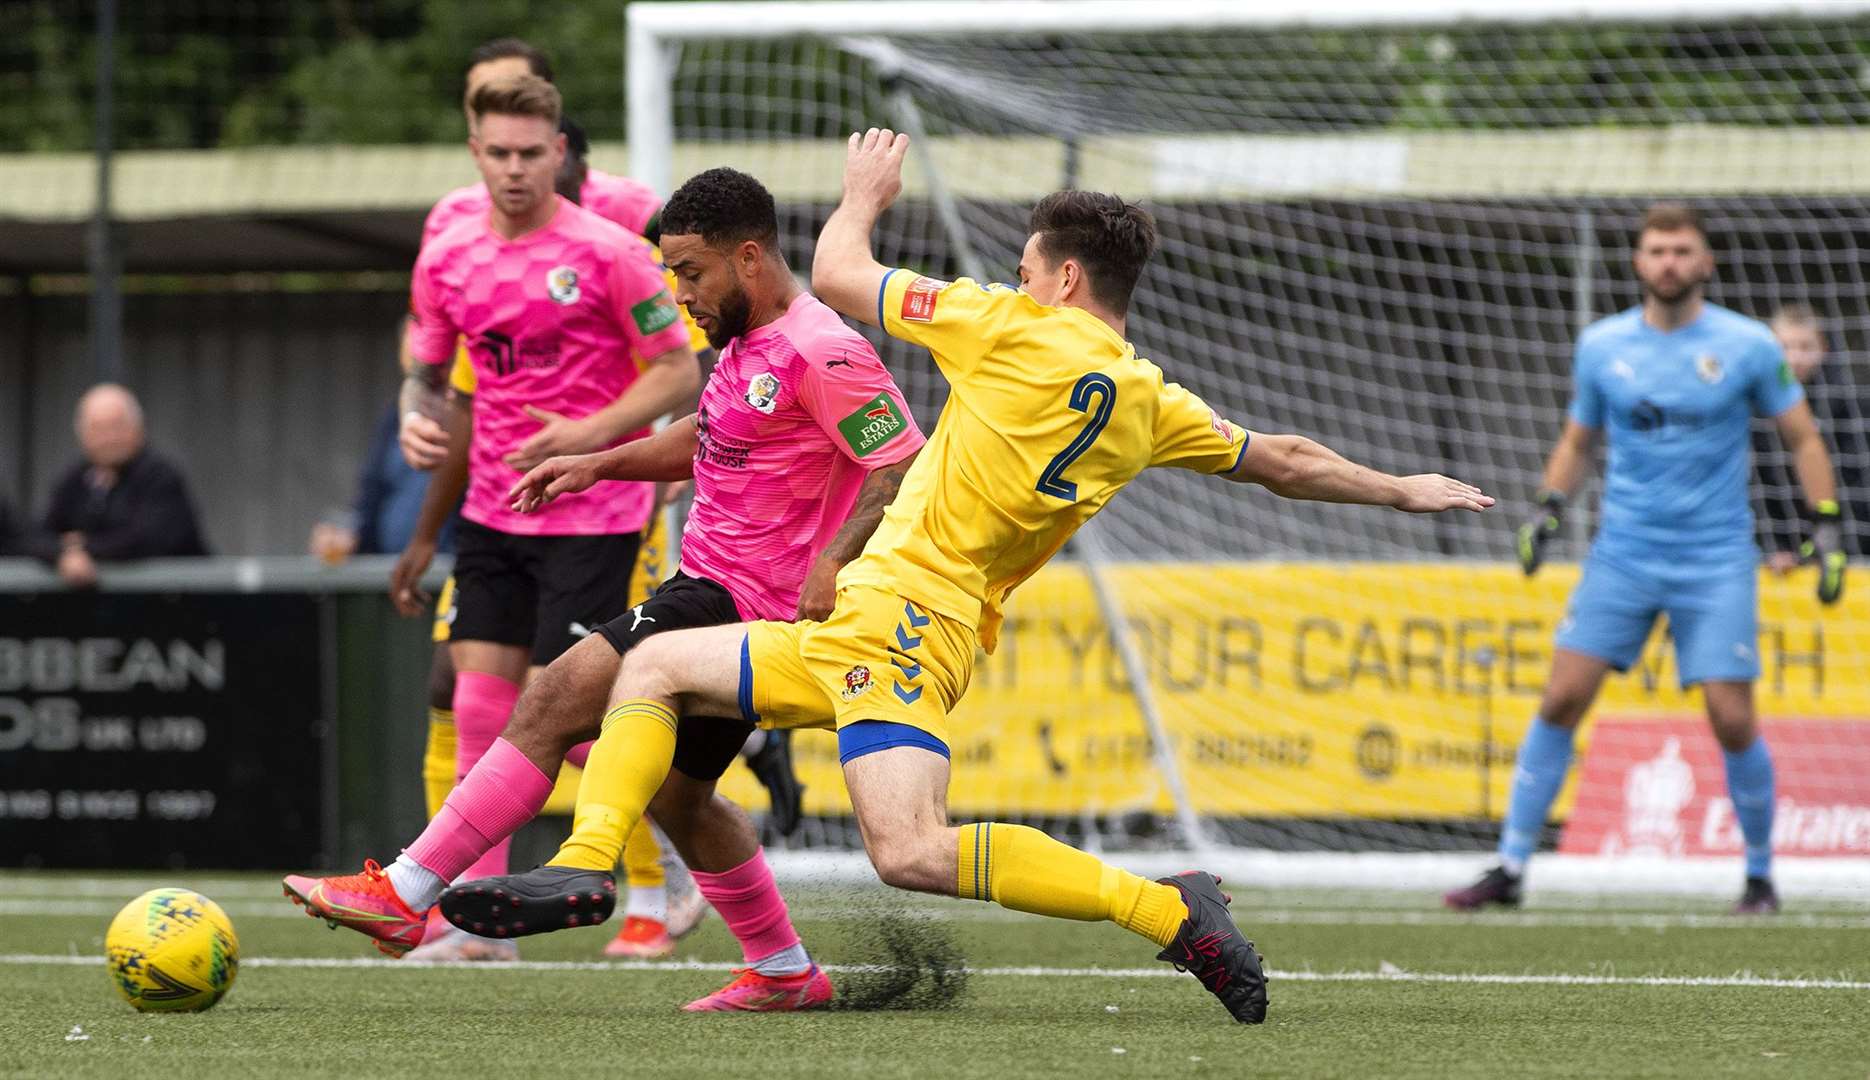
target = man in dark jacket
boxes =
[39,383,208,586]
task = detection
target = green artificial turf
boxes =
[1,873,1865,1080]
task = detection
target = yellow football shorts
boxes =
[743,586,975,751]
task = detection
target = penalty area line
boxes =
[3,953,1866,990]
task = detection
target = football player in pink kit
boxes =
[396,38,758,962]
[286,167,925,1012]
[282,74,700,953]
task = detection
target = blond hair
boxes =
[468,74,562,127]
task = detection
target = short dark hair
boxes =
[660,167,780,248]
[558,116,589,163]
[465,38,554,84]
[1637,201,1707,243]
[1029,191,1157,315]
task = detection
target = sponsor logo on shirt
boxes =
[475,330,561,376]
[837,393,910,458]
[1610,358,1636,382]
[631,289,681,336]
[545,265,581,305]
[1694,353,1723,385]
[840,664,875,702]
[1209,411,1235,442]
[745,372,781,414]
[1778,361,1796,388]
[694,406,752,469]
[901,276,946,323]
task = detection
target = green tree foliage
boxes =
[5,2,1868,151]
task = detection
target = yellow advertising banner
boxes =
[706,562,1869,821]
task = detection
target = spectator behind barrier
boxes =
[310,400,460,563]
[36,383,209,587]
[1754,305,1869,566]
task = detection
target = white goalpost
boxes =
[628,0,1870,897]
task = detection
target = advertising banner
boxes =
[0,593,326,868]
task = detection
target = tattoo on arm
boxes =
[821,456,913,565]
[399,363,449,422]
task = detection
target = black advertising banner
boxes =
[0,592,326,868]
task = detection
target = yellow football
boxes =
[105,888,240,1013]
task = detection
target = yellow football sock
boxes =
[621,821,666,889]
[548,700,679,872]
[955,822,1188,948]
[422,708,456,818]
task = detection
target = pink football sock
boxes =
[563,739,594,769]
[447,670,522,881]
[690,849,802,964]
[404,735,551,884]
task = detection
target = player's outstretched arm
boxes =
[813,128,911,328]
[1228,432,1493,513]
[507,413,699,514]
[1774,400,1847,604]
[1514,419,1599,574]
[502,344,700,472]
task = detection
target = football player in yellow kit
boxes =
[454,129,1493,1023]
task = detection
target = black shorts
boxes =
[595,571,751,782]
[449,519,641,666]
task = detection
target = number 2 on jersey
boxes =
[1036,373,1116,501]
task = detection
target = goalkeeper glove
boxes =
[1800,499,1847,605]
[1515,490,1566,576]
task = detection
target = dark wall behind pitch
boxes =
[0,288,407,557]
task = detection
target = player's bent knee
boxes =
[614,633,686,702]
[865,841,946,894]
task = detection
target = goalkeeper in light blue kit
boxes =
[1446,203,1847,915]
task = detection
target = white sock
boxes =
[625,884,668,923]
[1499,854,1526,878]
[751,942,811,977]
[387,854,447,911]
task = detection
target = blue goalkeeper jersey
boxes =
[1568,303,1803,562]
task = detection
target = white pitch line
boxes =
[5,953,1866,990]
[6,897,1870,931]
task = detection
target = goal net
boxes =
[636,1,1870,872]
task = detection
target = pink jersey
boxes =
[408,197,693,536]
[422,168,661,248]
[681,293,925,621]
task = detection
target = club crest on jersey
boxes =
[745,372,781,414]
[1695,353,1724,384]
[840,665,875,701]
[1209,411,1236,442]
[545,265,580,305]
[901,276,946,323]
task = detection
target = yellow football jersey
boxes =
[840,272,1247,652]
